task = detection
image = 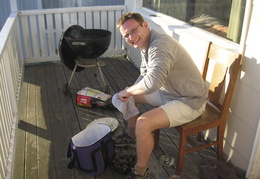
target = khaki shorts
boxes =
[144,90,206,127]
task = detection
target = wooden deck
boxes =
[13,55,219,179]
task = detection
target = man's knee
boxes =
[135,114,153,134]
[136,108,170,132]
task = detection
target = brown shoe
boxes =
[126,168,152,179]
[114,133,136,148]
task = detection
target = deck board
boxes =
[14,56,218,179]
[35,65,54,179]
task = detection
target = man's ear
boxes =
[143,21,149,29]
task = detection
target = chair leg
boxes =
[177,131,187,175]
[196,132,202,142]
[153,129,160,149]
[217,126,224,160]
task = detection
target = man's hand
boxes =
[118,89,130,102]
[118,83,146,102]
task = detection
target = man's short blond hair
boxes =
[116,12,144,30]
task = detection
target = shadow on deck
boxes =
[13,55,218,179]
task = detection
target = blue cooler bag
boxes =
[67,123,115,176]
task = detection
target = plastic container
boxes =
[159,155,174,167]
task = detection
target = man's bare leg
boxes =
[134,107,169,175]
[126,95,147,138]
[124,95,170,175]
[127,114,138,138]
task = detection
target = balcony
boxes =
[0,5,242,179]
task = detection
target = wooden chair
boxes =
[153,42,242,174]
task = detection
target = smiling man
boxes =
[115,12,208,179]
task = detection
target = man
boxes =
[115,12,208,178]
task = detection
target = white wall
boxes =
[125,0,260,176]
[240,1,260,178]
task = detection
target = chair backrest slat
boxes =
[208,61,227,109]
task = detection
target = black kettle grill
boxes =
[59,25,112,94]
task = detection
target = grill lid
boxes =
[58,25,111,71]
[58,25,85,72]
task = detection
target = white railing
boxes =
[18,5,126,64]
[0,12,24,179]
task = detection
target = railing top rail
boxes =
[18,5,126,16]
[0,12,18,58]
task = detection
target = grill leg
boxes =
[63,61,78,95]
[96,59,110,94]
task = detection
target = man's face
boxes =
[119,19,148,50]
